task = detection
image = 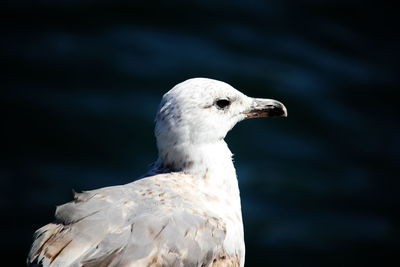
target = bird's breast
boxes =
[194,177,245,265]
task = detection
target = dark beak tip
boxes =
[269,109,286,117]
[268,103,287,118]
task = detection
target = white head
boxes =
[154,78,287,173]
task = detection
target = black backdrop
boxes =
[2,1,399,266]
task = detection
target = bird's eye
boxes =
[215,99,231,109]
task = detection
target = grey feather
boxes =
[28,175,228,267]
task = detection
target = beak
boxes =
[243,98,287,119]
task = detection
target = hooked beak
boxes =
[243,98,287,119]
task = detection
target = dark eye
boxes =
[215,99,231,109]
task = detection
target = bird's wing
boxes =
[28,173,239,267]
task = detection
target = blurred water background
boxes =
[2,0,399,266]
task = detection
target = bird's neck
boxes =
[155,140,238,187]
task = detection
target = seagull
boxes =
[27,78,287,267]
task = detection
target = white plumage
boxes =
[28,78,287,267]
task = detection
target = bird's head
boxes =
[155,78,287,145]
[154,78,287,172]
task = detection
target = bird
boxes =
[27,77,287,267]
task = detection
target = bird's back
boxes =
[28,173,242,267]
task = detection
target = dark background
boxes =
[2,0,399,266]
